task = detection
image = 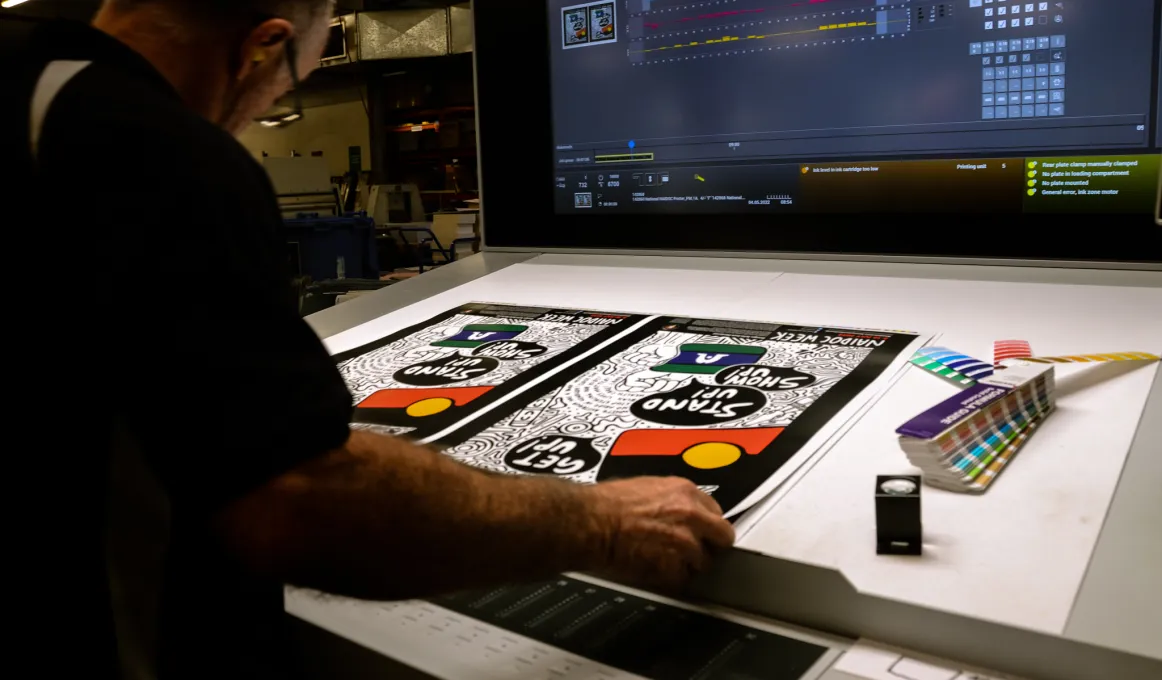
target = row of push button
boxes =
[982,77,1065,93]
[983,104,1065,118]
[984,91,1064,106]
[970,35,1066,54]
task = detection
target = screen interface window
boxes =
[549,0,1161,214]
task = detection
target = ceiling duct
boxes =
[347,5,472,61]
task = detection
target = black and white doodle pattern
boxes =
[338,312,610,412]
[444,331,874,485]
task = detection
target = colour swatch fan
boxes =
[896,341,1159,493]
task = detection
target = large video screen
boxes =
[548,0,1161,215]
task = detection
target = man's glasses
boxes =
[256,39,303,128]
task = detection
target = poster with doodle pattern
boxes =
[440,315,920,517]
[334,303,645,441]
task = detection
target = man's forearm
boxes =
[218,429,614,600]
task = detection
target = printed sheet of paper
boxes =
[439,315,921,517]
[334,303,646,442]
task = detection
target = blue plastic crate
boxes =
[282,212,379,281]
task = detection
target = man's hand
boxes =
[588,477,735,590]
[218,431,736,601]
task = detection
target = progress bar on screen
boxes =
[595,152,655,163]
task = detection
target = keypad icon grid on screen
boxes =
[971,34,1065,120]
[968,0,1064,119]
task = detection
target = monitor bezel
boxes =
[473,0,1162,264]
[320,19,348,63]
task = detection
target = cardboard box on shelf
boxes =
[431,211,478,260]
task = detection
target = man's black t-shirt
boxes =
[5,21,353,680]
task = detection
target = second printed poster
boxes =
[438,314,920,517]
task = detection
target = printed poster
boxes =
[333,304,921,517]
[440,315,920,517]
[334,303,645,442]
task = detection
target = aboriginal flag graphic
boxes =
[597,427,784,512]
[432,324,528,348]
[354,386,494,426]
[650,344,766,375]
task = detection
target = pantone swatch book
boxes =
[899,342,1159,493]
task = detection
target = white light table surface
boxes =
[297,253,1162,680]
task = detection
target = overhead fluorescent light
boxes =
[1,0,33,8]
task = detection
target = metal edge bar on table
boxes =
[688,549,1161,680]
[512,253,1162,287]
[483,246,1162,272]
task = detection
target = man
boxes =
[5,1,735,678]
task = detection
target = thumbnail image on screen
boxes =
[548,0,1161,215]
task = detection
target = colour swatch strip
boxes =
[968,410,1047,493]
[909,355,976,385]
[913,347,996,379]
[910,346,994,385]
[993,339,1033,366]
[953,380,1052,481]
[937,372,1052,480]
[1016,352,1160,364]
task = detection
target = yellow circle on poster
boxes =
[681,442,742,470]
[406,397,453,417]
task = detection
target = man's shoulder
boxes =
[11,22,256,182]
[49,62,261,181]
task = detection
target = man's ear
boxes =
[236,18,295,82]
